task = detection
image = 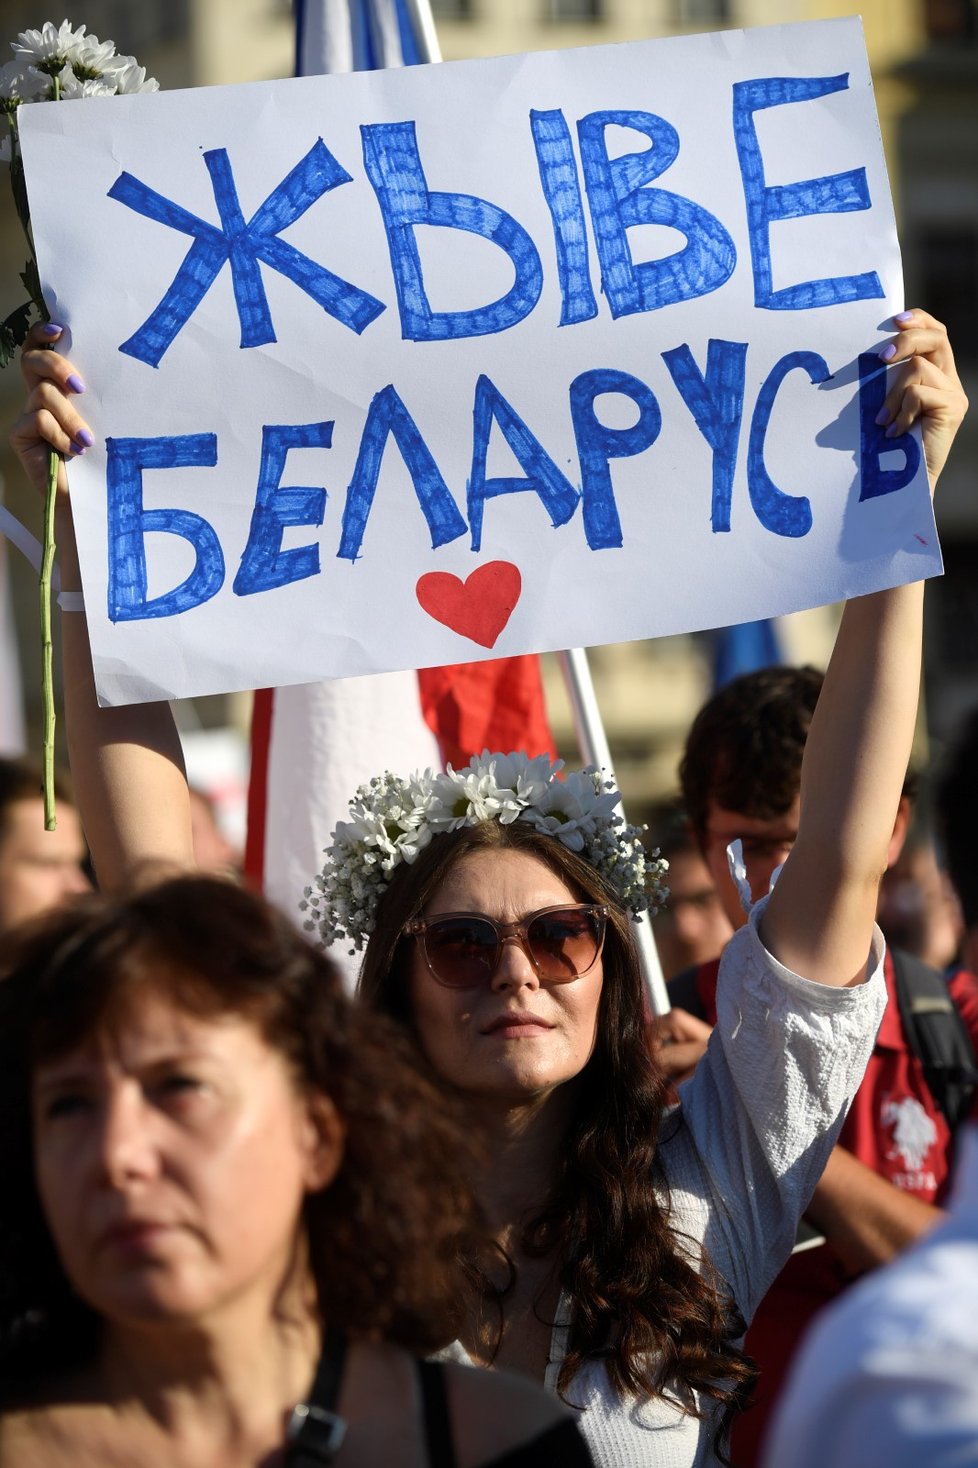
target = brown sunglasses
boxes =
[403,903,608,989]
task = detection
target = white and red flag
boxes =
[245,0,555,964]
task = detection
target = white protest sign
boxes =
[19,17,939,707]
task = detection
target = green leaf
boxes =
[19,256,46,317]
[0,327,18,370]
[9,151,32,240]
[0,299,36,368]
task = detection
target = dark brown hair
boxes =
[679,666,824,845]
[358,820,755,1443]
[0,875,484,1389]
[679,665,918,849]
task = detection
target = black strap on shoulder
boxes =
[417,1359,457,1468]
[667,962,708,1020]
[891,948,978,1133]
[285,1326,349,1467]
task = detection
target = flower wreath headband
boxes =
[302,750,669,953]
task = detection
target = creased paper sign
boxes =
[19,16,939,707]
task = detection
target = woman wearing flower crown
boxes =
[9,310,969,1466]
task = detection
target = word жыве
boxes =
[112,75,882,368]
[105,348,916,623]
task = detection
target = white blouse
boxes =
[437,896,887,1468]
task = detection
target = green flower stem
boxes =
[42,74,60,827]
[40,445,59,829]
[12,72,61,828]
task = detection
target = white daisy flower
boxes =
[468,749,560,807]
[427,768,522,831]
[13,20,87,77]
[523,770,621,845]
[112,58,160,94]
[0,57,42,107]
[519,784,593,851]
[59,66,115,99]
[66,32,118,80]
[390,822,433,865]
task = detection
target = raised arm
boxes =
[761,311,967,987]
[10,324,194,886]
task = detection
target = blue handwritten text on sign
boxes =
[104,350,918,621]
[112,76,883,370]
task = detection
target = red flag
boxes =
[418,657,556,772]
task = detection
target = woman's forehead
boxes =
[427,847,579,915]
[32,986,258,1079]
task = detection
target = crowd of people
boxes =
[0,308,973,1468]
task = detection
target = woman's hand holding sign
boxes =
[874,308,967,490]
[11,323,93,502]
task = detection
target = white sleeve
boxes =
[657,893,887,1325]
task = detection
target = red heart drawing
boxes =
[416,561,522,649]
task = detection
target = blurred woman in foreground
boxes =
[0,875,593,1467]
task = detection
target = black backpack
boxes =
[891,948,978,1133]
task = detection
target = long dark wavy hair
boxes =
[0,875,485,1396]
[357,819,756,1444]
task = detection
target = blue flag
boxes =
[712,618,783,690]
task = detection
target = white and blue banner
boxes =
[19,17,938,707]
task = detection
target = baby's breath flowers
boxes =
[301,750,668,953]
[0,19,158,828]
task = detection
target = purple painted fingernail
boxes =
[874,407,890,426]
[69,441,86,456]
[66,373,86,393]
[879,343,897,362]
[895,310,914,324]
[76,426,94,447]
[41,322,64,337]
[884,422,900,438]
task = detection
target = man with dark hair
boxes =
[663,666,978,1465]
[762,708,978,1468]
[679,666,823,938]
[0,755,90,935]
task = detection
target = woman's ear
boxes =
[300,1093,346,1192]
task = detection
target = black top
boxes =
[287,1333,595,1467]
[418,1358,594,1468]
[451,1417,594,1468]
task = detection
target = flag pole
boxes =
[555,648,670,1016]
[403,0,442,62]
